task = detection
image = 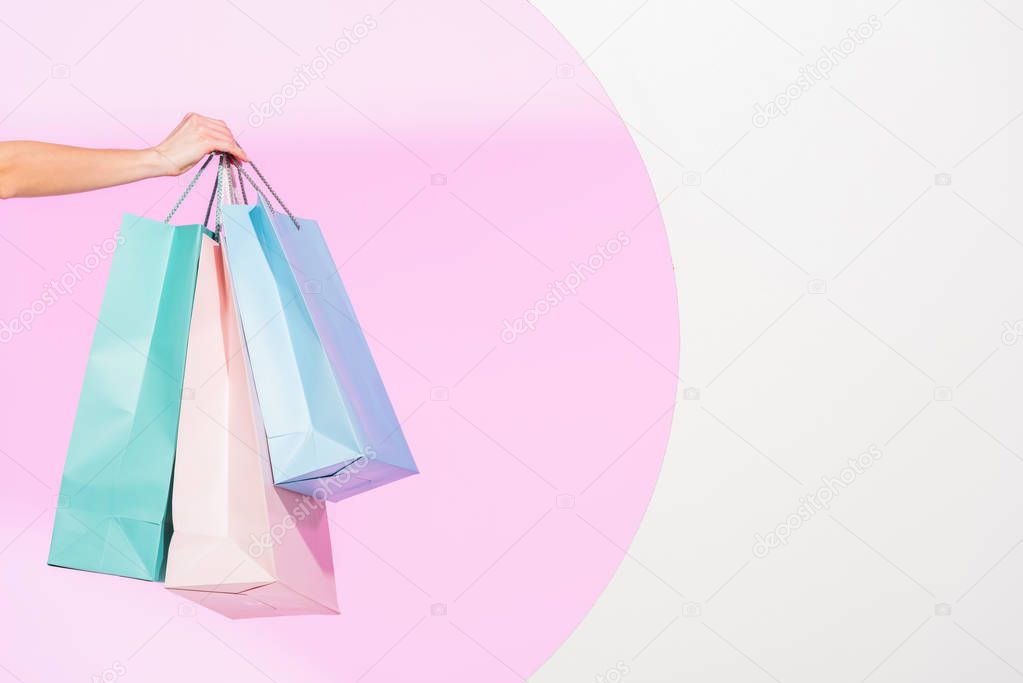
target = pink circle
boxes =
[0,1,678,680]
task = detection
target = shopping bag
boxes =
[220,167,417,502]
[48,175,208,580]
[165,163,338,617]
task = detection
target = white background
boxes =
[529,1,1023,681]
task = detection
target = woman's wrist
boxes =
[141,147,175,178]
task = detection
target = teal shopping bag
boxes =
[48,159,216,581]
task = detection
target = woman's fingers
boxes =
[199,119,232,139]
[195,118,248,162]
[153,113,249,176]
[201,132,249,162]
[202,120,250,162]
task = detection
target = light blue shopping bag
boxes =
[221,169,417,502]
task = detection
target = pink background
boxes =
[0,1,678,680]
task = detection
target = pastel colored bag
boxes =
[48,163,210,581]
[220,168,417,501]
[165,162,338,616]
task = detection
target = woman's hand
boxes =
[0,114,248,199]
[151,113,249,176]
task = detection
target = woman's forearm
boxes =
[0,113,247,200]
[0,142,168,199]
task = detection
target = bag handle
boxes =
[164,153,301,232]
[192,154,232,240]
[201,154,224,232]
[164,153,217,224]
[236,160,302,231]
[231,161,248,205]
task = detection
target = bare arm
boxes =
[0,113,247,199]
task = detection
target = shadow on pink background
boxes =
[0,1,678,680]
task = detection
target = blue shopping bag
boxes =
[221,168,417,502]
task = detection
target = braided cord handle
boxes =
[164,153,217,224]
[163,153,301,232]
[214,155,229,236]
[236,161,302,231]
[231,161,248,204]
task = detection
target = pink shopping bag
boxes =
[165,161,338,617]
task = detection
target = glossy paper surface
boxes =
[48,216,202,581]
[221,198,417,501]
[165,236,338,617]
